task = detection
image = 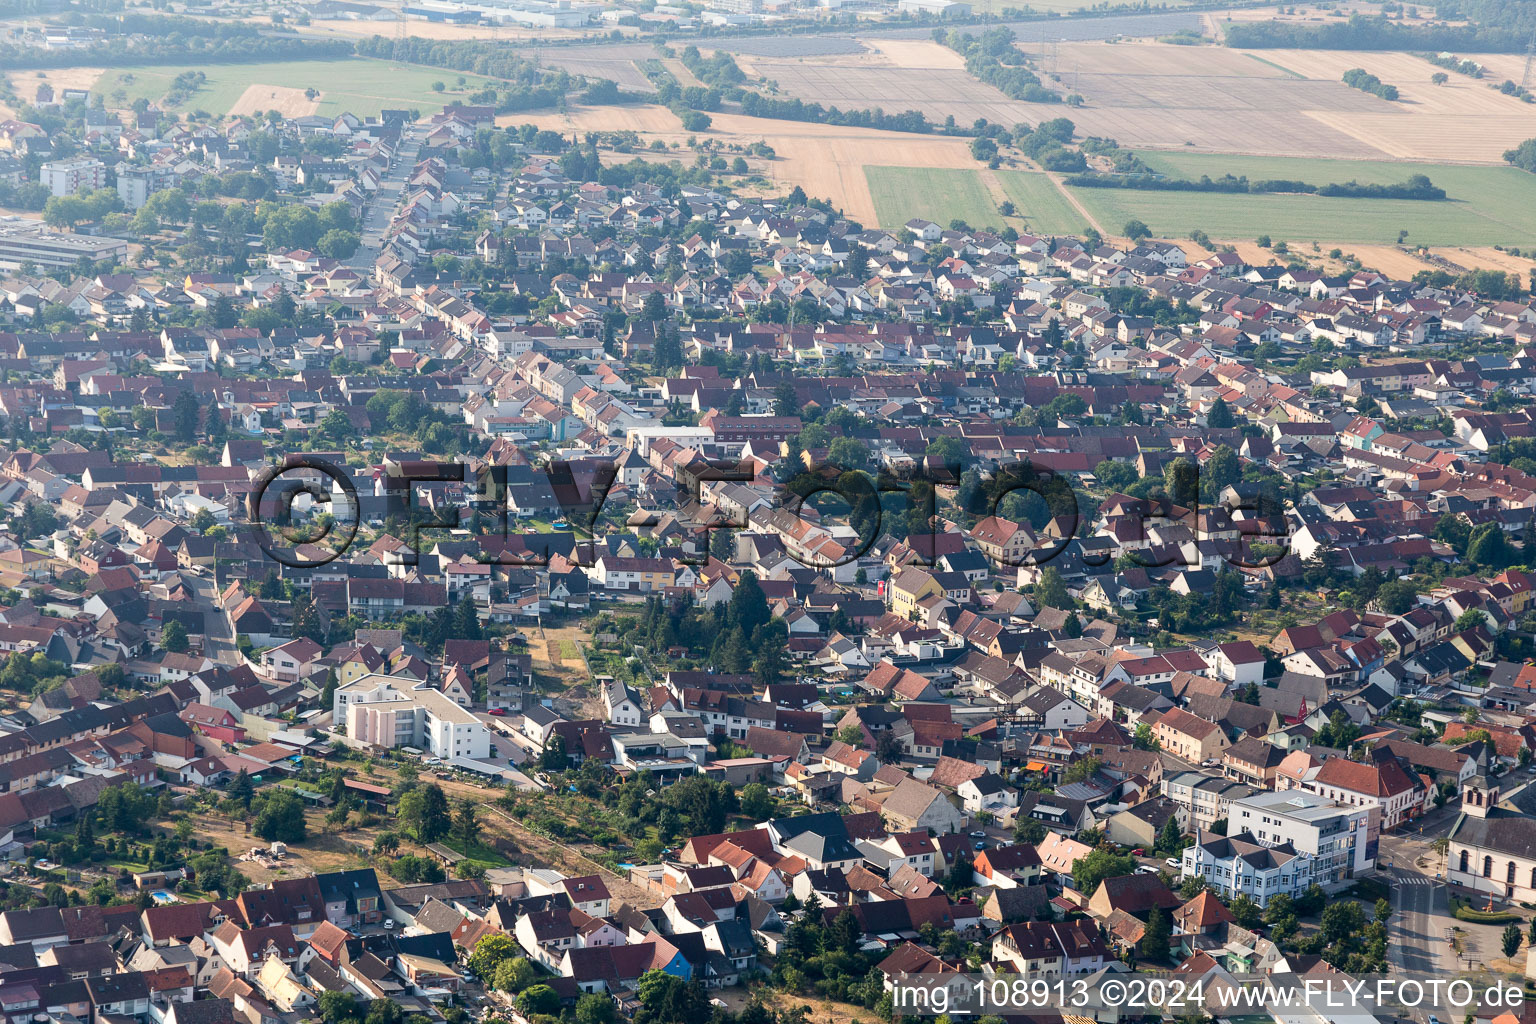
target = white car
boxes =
[970,830,986,838]
[1166,857,1181,869]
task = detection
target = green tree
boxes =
[740,782,773,818]
[517,985,560,1016]
[320,991,363,1024]
[1206,396,1235,428]
[1503,923,1523,959]
[575,994,617,1024]
[1141,906,1170,962]
[1155,816,1183,857]
[1015,818,1047,844]
[1072,848,1135,893]
[1036,567,1071,610]
[1123,219,1152,241]
[491,957,537,993]
[252,789,307,842]
[172,390,201,442]
[540,734,569,772]
[1062,755,1102,783]
[396,783,451,843]
[161,620,189,653]
[452,797,479,851]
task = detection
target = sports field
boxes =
[865,166,1000,231]
[94,58,498,118]
[1070,152,1536,244]
[995,171,1086,236]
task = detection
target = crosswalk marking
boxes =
[1393,876,1438,886]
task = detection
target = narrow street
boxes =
[187,571,240,666]
[347,122,423,273]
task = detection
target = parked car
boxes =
[488,708,506,716]
[1166,857,1180,869]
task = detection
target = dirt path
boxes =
[1044,168,1105,236]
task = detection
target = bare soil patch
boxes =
[229,84,320,118]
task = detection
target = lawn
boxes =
[1080,151,1536,244]
[438,836,513,869]
[995,170,1088,236]
[866,166,1000,232]
[94,58,500,118]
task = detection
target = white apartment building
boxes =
[1228,790,1374,887]
[334,672,489,760]
[40,157,106,197]
[1181,829,1313,908]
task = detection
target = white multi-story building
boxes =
[1181,829,1313,908]
[1228,790,1375,887]
[334,672,489,761]
[39,157,105,197]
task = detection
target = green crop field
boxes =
[1067,152,1536,244]
[995,170,1087,236]
[94,58,499,118]
[866,166,1001,232]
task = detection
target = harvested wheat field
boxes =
[510,103,976,223]
[7,66,104,110]
[861,38,968,70]
[229,84,319,118]
[1234,49,1536,162]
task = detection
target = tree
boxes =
[1036,567,1071,610]
[1432,71,1449,85]
[1134,722,1161,751]
[252,790,307,842]
[172,390,201,442]
[1140,906,1170,962]
[1123,219,1152,241]
[1155,816,1183,857]
[517,985,560,1016]
[1229,893,1261,928]
[1015,818,1047,844]
[1063,755,1102,783]
[161,620,189,653]
[452,798,479,850]
[320,992,363,1024]
[1455,608,1487,632]
[740,782,773,818]
[1503,923,1523,959]
[1206,396,1235,428]
[228,769,255,809]
[540,734,569,772]
[834,724,863,747]
[1072,848,1135,893]
[396,783,450,843]
[491,957,538,993]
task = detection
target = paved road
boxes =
[1389,865,1454,975]
[186,571,241,666]
[347,123,423,273]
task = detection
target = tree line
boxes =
[933,27,1062,103]
[1064,171,1447,200]
[1224,13,1535,52]
[1342,67,1400,101]
[0,16,349,68]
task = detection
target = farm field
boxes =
[995,170,1086,236]
[732,38,1536,164]
[1066,182,1536,246]
[93,58,499,118]
[1122,151,1536,242]
[865,166,1000,232]
[516,104,979,224]
[1234,48,1536,162]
